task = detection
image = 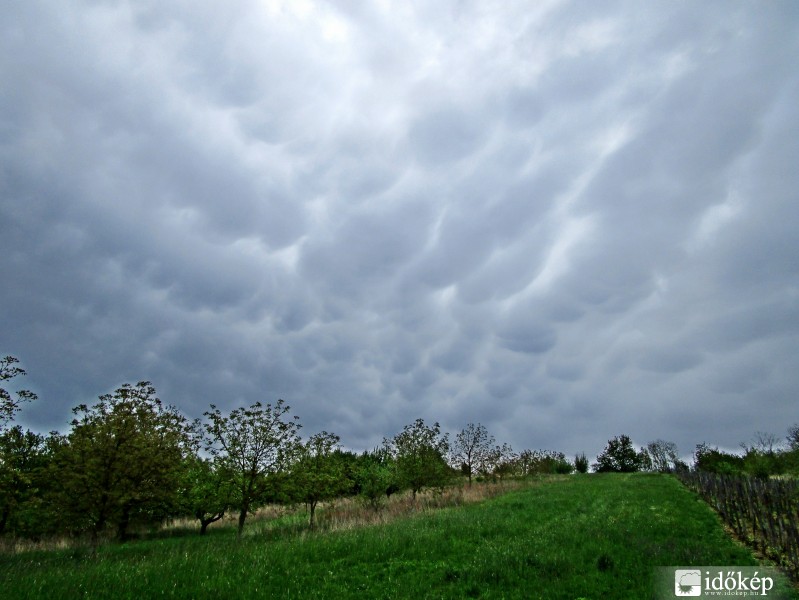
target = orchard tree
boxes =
[181,456,235,535]
[290,431,349,529]
[451,423,494,485]
[54,382,195,543]
[645,440,680,473]
[387,418,451,501]
[0,426,47,535]
[574,453,589,474]
[787,424,799,451]
[693,443,744,475]
[483,443,517,481]
[515,449,572,476]
[593,435,647,473]
[0,356,37,430]
[204,399,301,537]
[354,448,397,511]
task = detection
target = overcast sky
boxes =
[1,1,798,461]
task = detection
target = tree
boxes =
[575,453,589,474]
[386,419,451,501]
[741,433,784,479]
[0,426,47,535]
[180,456,234,535]
[451,423,494,485]
[692,443,744,475]
[516,449,573,476]
[787,424,799,451]
[0,356,37,430]
[290,431,349,529]
[645,440,680,473]
[54,382,195,543]
[354,448,397,511]
[483,443,517,481]
[593,435,647,473]
[204,399,301,537]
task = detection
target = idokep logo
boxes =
[657,566,786,598]
[674,570,702,596]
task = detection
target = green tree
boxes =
[204,399,301,537]
[180,456,234,535]
[515,449,573,476]
[593,435,646,473]
[290,431,349,529]
[0,356,37,430]
[483,443,517,481]
[645,440,680,473]
[574,452,589,474]
[354,448,397,511]
[387,419,451,501]
[451,423,494,485]
[693,443,744,475]
[786,424,799,451]
[740,433,783,479]
[54,382,195,543]
[0,426,47,535]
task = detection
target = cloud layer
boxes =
[2,0,798,458]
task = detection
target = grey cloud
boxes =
[2,1,798,462]
[407,107,490,165]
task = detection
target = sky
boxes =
[1,0,798,461]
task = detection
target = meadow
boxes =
[1,474,795,599]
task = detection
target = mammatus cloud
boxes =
[1,1,798,458]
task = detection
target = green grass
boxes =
[1,474,795,599]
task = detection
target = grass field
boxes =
[1,474,795,599]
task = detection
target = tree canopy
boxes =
[204,399,301,536]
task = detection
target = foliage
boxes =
[180,456,235,535]
[0,356,37,430]
[644,439,680,473]
[52,382,195,542]
[386,419,452,500]
[574,452,589,474]
[515,449,573,475]
[290,431,351,528]
[593,435,647,473]
[203,399,301,536]
[476,443,515,480]
[787,424,799,452]
[693,443,745,475]
[0,426,49,536]
[450,423,494,485]
[353,448,397,511]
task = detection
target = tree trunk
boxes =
[116,505,131,542]
[309,500,317,529]
[0,504,10,535]
[198,511,224,535]
[237,504,248,537]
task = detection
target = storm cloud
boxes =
[2,0,798,458]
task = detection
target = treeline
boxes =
[0,358,576,544]
[692,430,799,479]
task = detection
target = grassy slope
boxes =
[1,474,794,599]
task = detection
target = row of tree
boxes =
[0,358,575,543]
[590,430,799,479]
[4,356,795,543]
